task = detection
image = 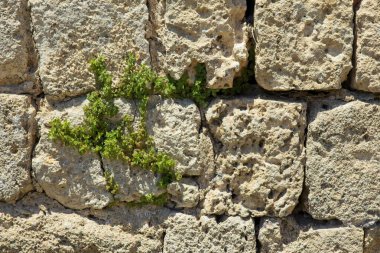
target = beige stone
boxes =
[0,0,30,85]
[255,0,353,90]
[354,0,380,92]
[0,94,35,202]
[0,193,161,253]
[153,0,249,88]
[259,217,364,253]
[306,99,380,226]
[167,178,200,208]
[163,213,255,253]
[204,98,306,217]
[30,0,150,101]
[147,97,213,176]
[33,98,113,210]
[365,226,380,253]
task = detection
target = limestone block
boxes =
[147,97,214,176]
[204,98,306,217]
[163,213,255,253]
[33,98,112,210]
[255,0,353,90]
[167,178,200,208]
[153,0,248,88]
[306,100,380,226]
[259,217,364,253]
[365,227,380,253]
[0,193,161,253]
[0,0,29,85]
[30,0,150,101]
[354,0,380,92]
[0,94,35,202]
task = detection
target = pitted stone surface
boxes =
[306,99,380,226]
[147,97,214,176]
[0,193,161,253]
[30,0,150,101]
[33,98,112,210]
[163,213,255,253]
[259,217,364,253]
[167,178,200,208]
[0,94,35,203]
[255,0,353,91]
[354,0,380,93]
[204,98,306,217]
[153,0,249,88]
[0,0,29,85]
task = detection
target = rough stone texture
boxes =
[204,98,306,217]
[0,94,35,203]
[167,178,200,208]
[306,99,380,226]
[0,0,30,85]
[30,0,150,101]
[0,193,161,253]
[153,0,249,88]
[365,226,380,253]
[147,97,214,176]
[354,0,380,92]
[255,0,353,91]
[33,98,112,210]
[163,213,255,253]
[259,216,364,253]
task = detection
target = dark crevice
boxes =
[342,0,362,90]
[146,0,160,71]
[161,230,166,253]
[245,0,255,25]
[254,217,261,253]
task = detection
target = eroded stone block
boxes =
[0,94,35,202]
[259,216,364,253]
[354,0,380,92]
[163,213,255,253]
[30,0,150,101]
[0,0,29,85]
[204,98,306,217]
[306,99,380,226]
[153,0,249,89]
[255,0,353,90]
[365,226,380,253]
[33,98,112,210]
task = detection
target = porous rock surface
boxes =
[33,98,113,210]
[259,216,364,253]
[163,213,255,253]
[0,94,35,203]
[306,99,380,226]
[0,193,161,253]
[364,226,380,253]
[354,0,380,92]
[204,98,306,217]
[152,0,249,88]
[0,0,30,85]
[255,0,353,90]
[30,0,150,101]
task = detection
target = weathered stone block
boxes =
[30,0,150,101]
[167,178,200,208]
[354,0,380,92]
[0,94,35,202]
[153,0,248,88]
[255,0,353,90]
[259,216,364,253]
[0,193,161,253]
[33,98,112,210]
[204,98,306,217]
[0,0,29,85]
[163,213,255,253]
[306,99,380,226]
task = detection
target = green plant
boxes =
[104,170,120,195]
[126,193,168,207]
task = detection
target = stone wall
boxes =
[0,0,379,252]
